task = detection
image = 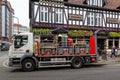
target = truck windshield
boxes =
[14,35,28,48]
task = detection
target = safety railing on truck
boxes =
[40,41,89,55]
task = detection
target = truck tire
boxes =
[71,57,83,69]
[22,59,35,72]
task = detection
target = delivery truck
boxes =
[9,32,97,71]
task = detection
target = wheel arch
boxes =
[21,54,38,68]
[71,56,84,63]
[71,56,85,68]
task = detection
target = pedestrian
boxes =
[110,47,116,58]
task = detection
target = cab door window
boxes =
[14,35,28,48]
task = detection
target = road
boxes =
[0,51,9,67]
[0,51,8,56]
[0,51,120,80]
[1,64,120,80]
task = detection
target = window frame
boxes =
[55,8,63,23]
[40,6,48,22]
[87,12,102,26]
[87,0,103,7]
[14,35,28,49]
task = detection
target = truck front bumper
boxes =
[9,58,21,67]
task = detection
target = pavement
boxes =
[0,51,9,68]
[98,56,120,65]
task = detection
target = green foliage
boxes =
[30,29,51,35]
[109,32,120,38]
[69,30,93,37]
[31,28,93,37]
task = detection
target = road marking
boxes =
[2,59,9,68]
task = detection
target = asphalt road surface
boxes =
[1,64,120,80]
[0,51,9,67]
[1,51,120,80]
[0,51,8,56]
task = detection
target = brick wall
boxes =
[0,1,13,42]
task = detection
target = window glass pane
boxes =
[55,9,62,23]
[87,12,94,26]
[14,35,28,49]
[45,12,48,21]
[40,7,48,22]
[87,12,102,26]
[41,12,44,21]
[87,0,103,6]
[88,17,90,25]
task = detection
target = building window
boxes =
[87,12,102,26]
[95,13,102,26]
[40,6,48,22]
[87,12,94,26]
[87,0,103,7]
[55,9,63,23]
[49,8,55,23]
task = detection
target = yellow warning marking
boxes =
[3,59,9,68]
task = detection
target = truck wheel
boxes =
[71,57,83,69]
[22,59,35,72]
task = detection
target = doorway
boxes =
[97,39,105,56]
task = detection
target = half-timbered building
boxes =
[29,0,120,53]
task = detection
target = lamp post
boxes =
[94,29,101,62]
[13,16,20,34]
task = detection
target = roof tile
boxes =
[68,0,120,10]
